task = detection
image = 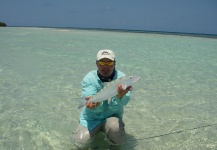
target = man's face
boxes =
[96,58,115,78]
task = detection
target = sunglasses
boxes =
[97,61,115,66]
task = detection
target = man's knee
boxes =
[107,119,119,131]
[104,117,125,145]
[72,125,91,148]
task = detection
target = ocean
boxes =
[0,27,217,150]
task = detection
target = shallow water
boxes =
[0,27,217,150]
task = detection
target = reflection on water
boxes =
[0,27,217,150]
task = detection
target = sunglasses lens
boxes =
[107,62,113,66]
[98,61,114,66]
[98,61,105,65]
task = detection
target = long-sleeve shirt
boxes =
[79,70,131,131]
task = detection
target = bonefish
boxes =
[77,76,140,109]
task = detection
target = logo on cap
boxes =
[101,51,109,55]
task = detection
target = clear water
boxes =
[0,27,217,150]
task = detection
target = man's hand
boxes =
[117,84,131,99]
[85,96,100,109]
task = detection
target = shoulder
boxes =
[83,70,98,80]
[82,70,102,93]
[82,70,100,85]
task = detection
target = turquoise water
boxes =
[0,27,217,150]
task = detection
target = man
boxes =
[73,49,131,148]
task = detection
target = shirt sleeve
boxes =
[81,73,103,112]
[81,77,98,98]
[113,91,131,106]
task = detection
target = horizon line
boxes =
[6,25,217,39]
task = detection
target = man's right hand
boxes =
[85,96,100,109]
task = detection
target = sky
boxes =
[0,0,217,34]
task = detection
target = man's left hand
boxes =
[117,84,131,99]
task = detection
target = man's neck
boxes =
[97,70,115,82]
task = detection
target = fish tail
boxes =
[77,98,86,109]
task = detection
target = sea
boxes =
[0,27,217,150]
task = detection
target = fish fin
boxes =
[121,84,128,90]
[77,98,87,109]
[108,97,112,104]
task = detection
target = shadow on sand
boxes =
[73,132,138,150]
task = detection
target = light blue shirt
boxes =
[79,70,131,131]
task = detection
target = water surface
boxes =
[0,27,217,150]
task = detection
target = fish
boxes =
[77,76,140,109]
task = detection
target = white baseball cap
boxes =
[96,49,115,61]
